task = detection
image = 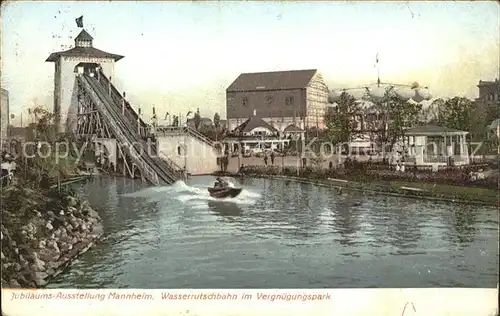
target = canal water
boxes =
[47,176,498,288]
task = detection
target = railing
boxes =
[155,126,216,147]
[78,75,160,185]
[96,70,148,137]
[94,76,185,183]
[155,147,186,175]
[91,72,185,182]
[154,125,224,160]
[185,126,215,147]
[423,155,448,163]
[422,155,468,164]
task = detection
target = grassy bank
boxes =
[215,166,499,207]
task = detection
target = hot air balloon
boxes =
[394,86,414,101]
[411,88,425,103]
[345,88,368,100]
[368,86,386,101]
[328,89,344,103]
[416,88,432,101]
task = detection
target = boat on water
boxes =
[208,177,242,199]
[207,187,243,199]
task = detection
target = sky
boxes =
[1,1,499,126]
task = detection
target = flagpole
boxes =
[122,92,126,115]
[137,106,141,135]
[108,76,112,96]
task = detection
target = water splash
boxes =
[122,180,261,207]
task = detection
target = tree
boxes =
[20,106,77,187]
[485,102,500,120]
[366,90,422,161]
[194,108,201,130]
[213,112,221,130]
[436,97,474,132]
[324,92,361,151]
[31,106,57,142]
[420,98,444,124]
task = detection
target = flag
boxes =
[164,112,169,120]
[152,106,157,119]
[374,53,379,67]
[75,16,83,28]
[138,107,141,116]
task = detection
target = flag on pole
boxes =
[75,16,83,28]
[138,106,141,116]
[374,53,379,67]
[164,112,169,120]
[152,106,157,120]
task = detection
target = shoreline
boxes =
[214,169,499,207]
[1,185,103,288]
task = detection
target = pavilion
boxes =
[401,124,470,168]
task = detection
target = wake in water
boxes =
[122,180,261,209]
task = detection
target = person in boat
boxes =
[214,177,228,189]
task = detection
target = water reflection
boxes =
[387,202,423,255]
[46,176,498,289]
[450,205,478,246]
[208,200,243,218]
[330,194,362,246]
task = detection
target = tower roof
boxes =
[75,29,94,41]
[45,29,124,62]
[45,47,124,62]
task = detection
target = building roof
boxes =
[478,79,499,87]
[283,124,303,132]
[226,69,317,92]
[46,29,123,62]
[75,29,94,41]
[235,115,278,133]
[46,46,124,62]
[489,118,500,129]
[405,124,468,135]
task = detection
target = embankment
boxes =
[216,165,499,206]
[1,185,103,288]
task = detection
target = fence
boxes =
[238,162,499,190]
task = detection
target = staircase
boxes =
[77,73,185,185]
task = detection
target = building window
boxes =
[285,96,294,106]
[266,96,274,105]
[242,97,248,107]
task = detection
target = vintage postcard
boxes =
[1,1,498,315]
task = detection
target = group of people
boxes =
[213,177,234,189]
[0,151,16,186]
[263,151,276,166]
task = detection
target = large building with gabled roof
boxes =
[46,29,124,133]
[226,69,329,132]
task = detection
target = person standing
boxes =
[264,153,268,166]
[270,151,275,165]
